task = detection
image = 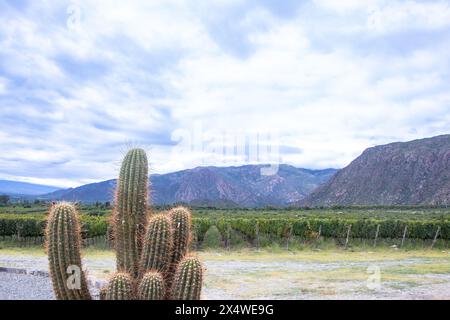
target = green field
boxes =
[0,204,449,250]
[1,203,449,219]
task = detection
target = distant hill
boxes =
[302,135,450,206]
[0,180,61,196]
[42,165,337,207]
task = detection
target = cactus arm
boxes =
[169,207,192,265]
[171,256,203,300]
[46,203,91,300]
[105,273,134,300]
[138,272,165,300]
[162,206,193,298]
[139,214,173,276]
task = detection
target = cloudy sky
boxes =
[0,0,449,188]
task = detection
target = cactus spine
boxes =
[139,272,165,300]
[140,214,172,275]
[46,148,204,300]
[113,148,148,277]
[172,256,203,300]
[105,273,134,300]
[46,203,91,300]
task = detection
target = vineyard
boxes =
[0,205,448,249]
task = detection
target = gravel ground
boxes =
[2,271,450,300]
[1,253,449,300]
[0,272,101,300]
[0,273,54,300]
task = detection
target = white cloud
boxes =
[314,0,450,34]
[0,77,8,95]
[367,1,450,33]
[313,0,378,13]
[0,0,448,187]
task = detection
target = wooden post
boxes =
[318,225,322,238]
[255,222,260,251]
[222,228,227,249]
[431,226,441,249]
[191,225,196,251]
[374,225,380,247]
[344,225,352,249]
[226,225,231,251]
[286,225,293,251]
[401,225,408,248]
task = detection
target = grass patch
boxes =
[198,247,450,263]
[0,245,45,256]
[384,262,450,275]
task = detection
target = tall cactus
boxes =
[46,203,91,300]
[45,148,203,300]
[113,148,148,277]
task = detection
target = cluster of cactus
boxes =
[45,148,203,300]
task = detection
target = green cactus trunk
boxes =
[138,272,165,300]
[164,207,192,297]
[105,273,134,300]
[46,203,91,300]
[140,214,172,275]
[171,256,203,300]
[169,207,192,263]
[113,148,149,277]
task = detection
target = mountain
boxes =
[302,135,450,206]
[42,164,337,207]
[0,180,61,196]
[43,180,117,203]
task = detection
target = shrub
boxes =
[202,226,222,248]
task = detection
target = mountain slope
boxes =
[0,180,61,196]
[43,165,337,207]
[302,135,450,206]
